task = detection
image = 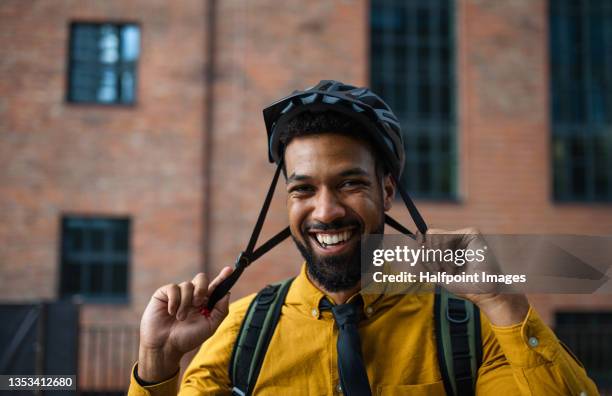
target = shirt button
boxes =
[528,336,539,347]
[311,308,319,318]
[365,306,374,317]
[335,382,342,393]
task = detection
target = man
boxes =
[129,81,598,395]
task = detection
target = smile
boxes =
[308,228,357,253]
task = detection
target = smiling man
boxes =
[284,128,392,301]
[129,81,598,396]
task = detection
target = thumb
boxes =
[208,292,231,326]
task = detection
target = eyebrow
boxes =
[286,167,371,184]
[286,173,311,184]
[338,167,370,178]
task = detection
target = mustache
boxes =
[302,218,361,233]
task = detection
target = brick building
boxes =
[1,0,611,393]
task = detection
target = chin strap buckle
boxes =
[235,251,251,271]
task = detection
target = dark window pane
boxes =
[594,134,610,198]
[90,228,105,252]
[439,47,451,82]
[416,7,429,39]
[70,229,84,252]
[370,0,455,199]
[62,260,81,295]
[418,84,431,117]
[439,8,450,38]
[112,226,128,252]
[440,85,450,119]
[439,158,452,194]
[89,262,105,294]
[60,216,130,301]
[571,164,586,197]
[112,263,128,294]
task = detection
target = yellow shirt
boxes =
[129,264,599,395]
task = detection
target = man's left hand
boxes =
[418,228,529,326]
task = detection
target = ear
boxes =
[382,173,396,212]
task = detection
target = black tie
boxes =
[320,298,372,396]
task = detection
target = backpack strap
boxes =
[434,285,483,396]
[229,277,294,396]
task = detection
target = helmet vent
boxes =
[352,103,365,113]
[281,101,294,114]
[300,93,318,105]
[322,95,341,104]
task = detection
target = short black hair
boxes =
[277,111,389,177]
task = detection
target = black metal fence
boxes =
[556,324,612,394]
[0,302,79,395]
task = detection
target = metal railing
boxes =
[79,324,139,394]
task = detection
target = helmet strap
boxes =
[206,162,428,309]
[206,159,290,310]
[391,173,429,235]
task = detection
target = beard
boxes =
[292,215,385,292]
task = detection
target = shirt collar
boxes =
[285,263,388,319]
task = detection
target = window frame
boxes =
[59,215,131,304]
[549,0,612,203]
[65,21,141,107]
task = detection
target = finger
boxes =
[207,266,234,293]
[209,292,231,323]
[441,228,481,249]
[165,284,180,316]
[425,229,464,250]
[453,227,480,235]
[427,227,480,235]
[177,282,194,320]
[192,273,208,307]
[425,228,449,235]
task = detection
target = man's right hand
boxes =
[137,266,234,383]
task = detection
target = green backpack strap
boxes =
[229,277,294,396]
[434,285,483,396]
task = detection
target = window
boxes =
[550,0,612,201]
[67,22,140,105]
[555,312,612,389]
[370,0,456,199]
[60,216,130,302]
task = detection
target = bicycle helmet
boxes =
[263,80,406,179]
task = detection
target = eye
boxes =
[340,179,368,189]
[288,184,315,195]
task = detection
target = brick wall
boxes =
[0,0,611,366]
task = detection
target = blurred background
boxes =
[1,0,611,394]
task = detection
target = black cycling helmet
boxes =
[263,80,406,179]
[205,80,427,312]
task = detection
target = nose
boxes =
[311,188,346,224]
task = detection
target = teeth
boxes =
[315,231,352,247]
